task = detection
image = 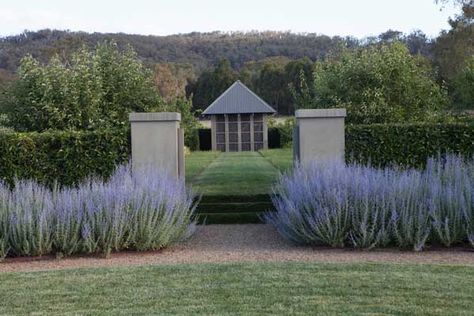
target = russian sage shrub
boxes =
[426,155,472,247]
[0,164,197,258]
[267,155,474,251]
[267,162,350,247]
[6,181,54,256]
[390,170,431,251]
[52,187,85,257]
[267,162,393,249]
[347,166,392,249]
[0,183,9,260]
[79,165,196,256]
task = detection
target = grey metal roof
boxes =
[202,81,276,115]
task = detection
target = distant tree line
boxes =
[185,3,473,114]
[0,1,472,117]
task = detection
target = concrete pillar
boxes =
[295,109,346,166]
[129,112,183,179]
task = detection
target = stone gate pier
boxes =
[129,112,184,179]
[294,109,347,165]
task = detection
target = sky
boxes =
[0,0,460,38]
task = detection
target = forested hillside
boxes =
[0,5,472,115]
[0,29,431,74]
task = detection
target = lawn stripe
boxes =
[191,152,280,196]
[0,262,473,315]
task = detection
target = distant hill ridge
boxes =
[0,29,431,73]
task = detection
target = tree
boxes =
[285,58,315,113]
[433,1,473,80]
[435,0,472,7]
[252,62,288,114]
[1,42,167,131]
[154,63,195,102]
[172,97,200,150]
[295,43,447,124]
[190,59,237,111]
[378,30,403,43]
[453,55,474,108]
[239,56,314,115]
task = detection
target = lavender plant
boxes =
[267,162,350,247]
[78,165,196,256]
[390,170,431,251]
[6,181,54,256]
[267,154,474,251]
[348,166,392,249]
[0,164,196,258]
[426,155,472,247]
[52,187,85,257]
[0,183,9,260]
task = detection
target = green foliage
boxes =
[188,152,279,196]
[433,2,474,84]
[289,69,314,111]
[346,123,474,167]
[1,263,474,315]
[0,29,448,116]
[296,43,448,124]
[193,57,315,115]
[0,203,8,261]
[1,42,167,131]
[251,62,288,114]
[0,30,356,73]
[173,97,200,151]
[268,118,294,148]
[191,59,238,111]
[0,129,129,186]
[453,56,474,109]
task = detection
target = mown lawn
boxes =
[1,262,473,315]
[188,152,281,195]
[185,151,221,183]
[259,148,293,172]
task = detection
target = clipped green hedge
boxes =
[0,129,130,186]
[346,123,474,167]
[2,122,474,188]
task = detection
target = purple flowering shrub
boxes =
[0,165,196,258]
[390,170,431,251]
[5,181,54,256]
[425,155,473,247]
[0,183,9,260]
[266,155,474,251]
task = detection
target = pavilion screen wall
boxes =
[214,114,266,152]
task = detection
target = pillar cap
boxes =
[129,112,181,122]
[295,108,346,118]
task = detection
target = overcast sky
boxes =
[0,0,459,38]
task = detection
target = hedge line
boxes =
[0,129,130,186]
[1,123,474,187]
[346,123,474,167]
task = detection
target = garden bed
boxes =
[1,224,473,273]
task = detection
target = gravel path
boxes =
[1,224,473,273]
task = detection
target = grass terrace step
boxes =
[194,194,275,224]
[196,212,267,224]
[196,202,274,214]
[198,194,273,204]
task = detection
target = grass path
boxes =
[259,148,293,172]
[1,262,473,315]
[191,152,280,195]
[185,151,221,183]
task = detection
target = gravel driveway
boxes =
[1,224,473,273]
